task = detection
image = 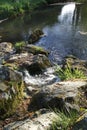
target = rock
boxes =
[63,55,87,75]
[5,52,52,75]
[78,31,87,35]
[72,112,87,130]
[0,42,14,64]
[0,65,22,82]
[0,42,13,56]
[14,42,49,56]
[29,80,87,111]
[22,44,49,56]
[28,29,44,44]
[0,65,24,119]
[4,109,57,130]
[0,18,8,23]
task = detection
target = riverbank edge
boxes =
[0,0,86,21]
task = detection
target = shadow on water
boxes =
[0,3,87,63]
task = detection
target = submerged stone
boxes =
[28,29,44,44]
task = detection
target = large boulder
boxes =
[4,52,52,75]
[4,109,57,130]
[29,80,87,111]
[14,42,49,56]
[0,65,24,119]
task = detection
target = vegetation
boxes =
[0,0,86,19]
[0,81,24,119]
[0,0,47,19]
[55,63,86,81]
[0,0,30,19]
[14,41,26,53]
[50,110,79,130]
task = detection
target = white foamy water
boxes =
[58,3,76,24]
[24,67,59,87]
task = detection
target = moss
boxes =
[0,81,25,119]
[27,45,49,56]
[3,63,19,70]
[14,41,26,53]
[32,46,45,52]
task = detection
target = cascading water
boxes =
[58,3,76,24]
[23,68,59,87]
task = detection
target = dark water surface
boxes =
[0,3,87,63]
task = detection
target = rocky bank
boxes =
[0,29,87,130]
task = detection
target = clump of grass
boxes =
[50,110,79,130]
[55,63,86,81]
[14,41,25,53]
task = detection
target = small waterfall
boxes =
[58,3,76,24]
[23,68,59,87]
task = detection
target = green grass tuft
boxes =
[50,110,79,130]
[14,41,26,52]
[55,63,86,81]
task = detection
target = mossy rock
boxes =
[14,41,49,56]
[23,45,49,56]
[0,66,25,119]
[4,52,52,75]
[28,29,44,44]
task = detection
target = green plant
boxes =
[14,41,25,52]
[55,63,86,81]
[50,110,79,130]
[0,81,24,119]
[0,0,48,19]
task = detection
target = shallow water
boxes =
[0,3,87,63]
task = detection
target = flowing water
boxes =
[0,3,87,63]
[24,68,59,86]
